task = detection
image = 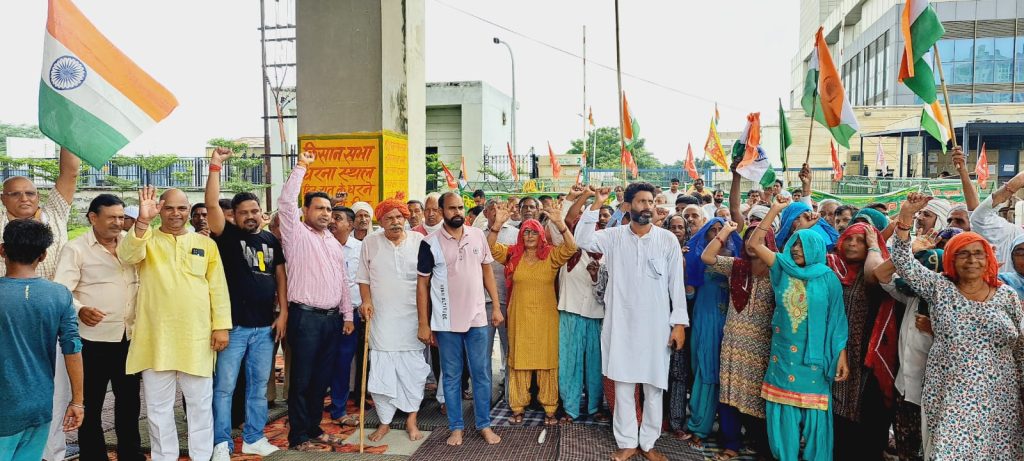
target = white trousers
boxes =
[612,381,663,451]
[43,347,70,461]
[142,370,214,461]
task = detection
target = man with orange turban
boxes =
[357,198,431,442]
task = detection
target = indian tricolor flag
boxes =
[39,0,178,168]
[898,0,949,150]
[801,26,859,148]
[731,113,776,188]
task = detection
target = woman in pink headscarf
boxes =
[486,200,577,426]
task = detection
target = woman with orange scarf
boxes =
[487,201,577,426]
[892,193,1024,460]
[826,222,897,461]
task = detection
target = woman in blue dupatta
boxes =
[682,217,743,448]
[775,200,840,251]
[748,199,849,461]
[998,234,1024,299]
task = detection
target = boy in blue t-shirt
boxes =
[0,219,83,461]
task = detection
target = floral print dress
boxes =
[891,236,1024,460]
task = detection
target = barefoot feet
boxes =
[480,428,501,445]
[446,429,463,446]
[368,425,390,442]
[642,448,669,461]
[406,413,424,441]
[611,447,638,461]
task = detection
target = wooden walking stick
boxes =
[358,317,371,453]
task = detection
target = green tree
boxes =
[566,126,662,171]
[425,150,441,192]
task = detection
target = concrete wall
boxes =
[425,81,512,182]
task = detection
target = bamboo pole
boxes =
[614,0,626,184]
[358,318,371,453]
[804,91,818,166]
[931,44,958,147]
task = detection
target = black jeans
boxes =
[286,304,341,446]
[78,337,143,461]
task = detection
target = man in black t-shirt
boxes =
[206,148,287,459]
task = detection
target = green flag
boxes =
[778,98,792,172]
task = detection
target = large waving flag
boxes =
[506,142,519,182]
[547,142,562,179]
[39,0,178,168]
[621,92,634,141]
[684,143,699,180]
[802,27,859,148]
[778,99,793,172]
[898,0,949,151]
[731,113,776,188]
[703,118,729,171]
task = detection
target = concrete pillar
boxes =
[296,0,425,207]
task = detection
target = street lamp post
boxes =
[493,37,516,157]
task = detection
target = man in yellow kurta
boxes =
[119,186,231,461]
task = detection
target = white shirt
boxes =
[574,208,689,389]
[970,195,1022,272]
[557,251,604,319]
[660,190,682,205]
[356,231,424,351]
[881,280,933,405]
[340,236,363,308]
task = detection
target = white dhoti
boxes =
[367,349,431,424]
[613,381,663,451]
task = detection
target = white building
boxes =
[426,81,522,184]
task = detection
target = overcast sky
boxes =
[0,0,798,164]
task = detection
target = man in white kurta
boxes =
[358,201,431,442]
[969,172,1024,272]
[574,184,689,461]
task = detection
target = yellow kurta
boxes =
[118,227,232,377]
[491,239,576,370]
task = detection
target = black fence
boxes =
[0,157,266,190]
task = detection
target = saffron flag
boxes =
[976,143,989,189]
[685,143,699,180]
[588,106,595,126]
[458,155,469,189]
[778,99,793,172]
[621,143,638,178]
[39,0,178,168]
[714,102,720,125]
[547,142,561,180]
[440,161,457,190]
[507,142,519,182]
[703,118,730,172]
[898,0,949,151]
[876,140,889,176]
[621,92,633,141]
[831,140,844,180]
[731,113,776,188]
[802,26,859,148]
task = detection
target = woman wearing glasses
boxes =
[892,193,1024,461]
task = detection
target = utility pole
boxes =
[259,0,273,208]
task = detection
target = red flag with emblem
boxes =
[440,161,457,189]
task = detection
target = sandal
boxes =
[315,433,347,445]
[509,413,525,425]
[334,414,360,427]
[544,415,559,426]
[559,415,574,425]
[672,430,693,441]
[593,411,611,423]
[687,435,704,449]
[714,449,740,461]
[292,440,331,452]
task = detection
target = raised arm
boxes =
[205,147,232,236]
[55,146,81,205]
[487,201,513,261]
[563,184,591,226]
[799,163,812,200]
[701,220,739,265]
[747,197,787,266]
[575,186,613,253]
[892,193,944,301]
[728,164,743,225]
[951,146,980,210]
[276,151,315,238]
[542,201,577,266]
[862,225,884,284]
[119,186,158,265]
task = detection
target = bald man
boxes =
[0,147,80,461]
[118,187,231,461]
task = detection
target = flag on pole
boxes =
[801,26,859,148]
[778,99,793,172]
[714,102,720,125]
[621,92,633,141]
[976,143,989,189]
[440,161,458,190]
[458,155,469,189]
[506,142,519,182]
[684,143,699,180]
[547,142,562,180]
[588,106,595,126]
[621,143,638,178]
[830,140,844,180]
[39,0,178,168]
[875,140,889,176]
[731,113,776,188]
[898,0,950,151]
[703,118,729,171]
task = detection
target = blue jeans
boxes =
[328,314,362,419]
[0,421,49,461]
[213,326,275,447]
[436,326,492,431]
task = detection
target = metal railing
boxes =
[0,157,266,190]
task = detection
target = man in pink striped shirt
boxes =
[277,151,354,451]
